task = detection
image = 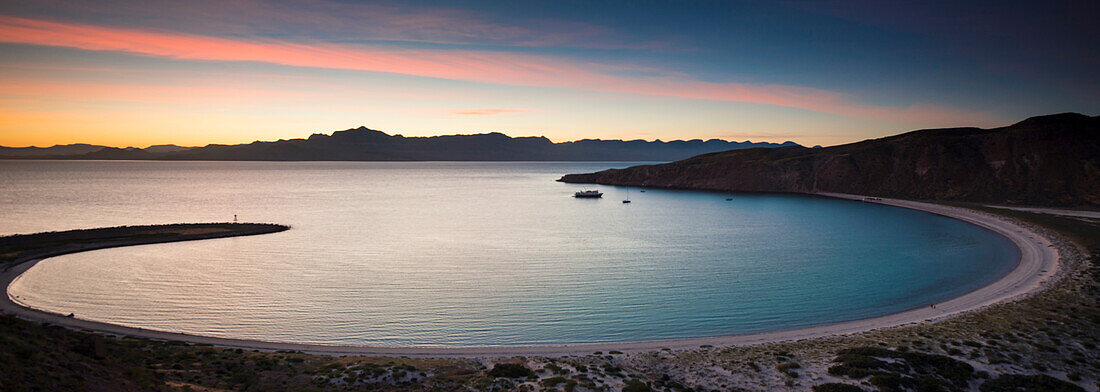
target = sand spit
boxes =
[1,195,1060,357]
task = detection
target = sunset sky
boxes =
[1,0,1097,148]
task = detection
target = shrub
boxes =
[839,347,895,357]
[777,362,801,377]
[564,379,579,392]
[828,346,974,390]
[487,363,534,378]
[541,376,567,387]
[544,363,566,375]
[622,379,653,392]
[812,383,865,392]
[869,373,902,392]
[979,374,1085,392]
[902,351,974,387]
[776,362,801,372]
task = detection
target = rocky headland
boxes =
[560,113,1099,207]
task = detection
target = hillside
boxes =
[560,113,1100,207]
[0,144,111,158]
[1,128,797,162]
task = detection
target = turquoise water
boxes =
[2,160,1018,346]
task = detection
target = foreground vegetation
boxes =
[1,209,1096,391]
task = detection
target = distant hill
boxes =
[0,144,196,159]
[560,113,1100,207]
[0,144,108,158]
[2,128,798,162]
[142,144,194,154]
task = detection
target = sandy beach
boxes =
[1,195,1061,358]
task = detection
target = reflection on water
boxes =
[2,160,1017,346]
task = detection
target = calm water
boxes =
[2,160,1018,346]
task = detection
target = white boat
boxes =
[574,190,603,198]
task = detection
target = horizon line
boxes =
[0,126,805,150]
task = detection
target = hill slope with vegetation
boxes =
[561,113,1099,207]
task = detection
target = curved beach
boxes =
[1,195,1060,357]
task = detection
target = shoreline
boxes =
[2,195,1060,357]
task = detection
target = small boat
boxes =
[622,200,631,203]
[574,190,603,198]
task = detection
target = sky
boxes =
[0,0,1097,148]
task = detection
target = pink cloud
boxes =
[0,15,999,126]
[2,0,639,49]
